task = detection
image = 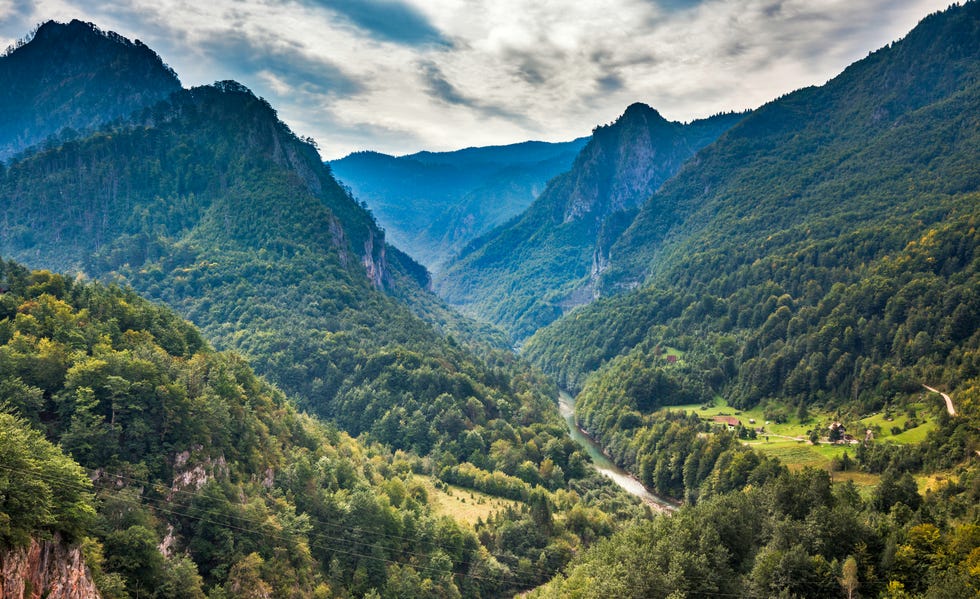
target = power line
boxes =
[0,461,523,587]
[0,461,903,596]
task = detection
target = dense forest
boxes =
[0,60,581,496]
[0,19,180,161]
[0,20,651,598]
[1,4,979,598]
[0,260,649,597]
[525,0,980,482]
[518,4,980,595]
[532,462,980,598]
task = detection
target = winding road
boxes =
[922,385,956,416]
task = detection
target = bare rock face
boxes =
[0,535,101,599]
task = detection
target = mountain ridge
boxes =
[330,136,588,270]
[0,19,181,161]
[436,104,745,341]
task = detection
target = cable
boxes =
[0,462,522,587]
[1,460,902,595]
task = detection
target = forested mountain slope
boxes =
[527,1,980,395]
[0,19,181,161]
[520,11,980,593]
[523,1,980,511]
[532,458,980,598]
[0,24,654,595]
[331,138,587,271]
[0,262,608,598]
[437,105,743,341]
[0,23,609,519]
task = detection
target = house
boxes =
[712,415,741,430]
[665,354,678,364]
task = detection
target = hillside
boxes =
[0,262,608,598]
[0,19,181,161]
[523,0,980,511]
[0,77,568,466]
[515,8,980,593]
[0,24,653,596]
[437,105,744,341]
[331,138,587,270]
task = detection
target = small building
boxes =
[665,354,678,364]
[712,415,741,430]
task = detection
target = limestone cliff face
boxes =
[0,535,100,599]
[361,228,389,289]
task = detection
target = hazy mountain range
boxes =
[330,137,587,271]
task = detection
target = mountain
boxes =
[0,262,524,597]
[520,5,980,597]
[0,19,181,161]
[437,105,744,341]
[524,1,980,494]
[330,138,587,270]
[0,73,561,467]
[0,24,647,596]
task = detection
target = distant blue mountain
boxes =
[330,137,588,271]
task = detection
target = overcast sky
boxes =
[0,0,953,158]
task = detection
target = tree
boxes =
[0,413,96,546]
[840,555,859,599]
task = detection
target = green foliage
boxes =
[0,78,584,495]
[0,31,653,594]
[0,412,96,547]
[0,266,470,596]
[0,261,643,597]
[523,7,980,518]
[517,7,980,596]
[0,19,180,161]
[533,466,980,598]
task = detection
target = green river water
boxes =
[558,391,675,512]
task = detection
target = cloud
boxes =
[652,0,709,12]
[419,59,468,105]
[418,59,534,126]
[0,0,40,50]
[198,31,362,98]
[3,0,956,157]
[307,0,450,46]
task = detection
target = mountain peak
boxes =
[620,102,667,125]
[33,19,100,41]
[23,19,175,75]
[0,19,181,161]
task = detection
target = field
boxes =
[663,394,942,491]
[415,477,521,527]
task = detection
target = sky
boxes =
[0,0,954,159]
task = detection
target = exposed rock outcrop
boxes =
[0,535,100,599]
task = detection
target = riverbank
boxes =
[558,391,677,512]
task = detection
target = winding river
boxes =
[558,391,676,512]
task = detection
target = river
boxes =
[558,391,676,512]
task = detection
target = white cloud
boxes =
[4,0,954,157]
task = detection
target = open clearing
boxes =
[665,395,942,491]
[416,477,521,527]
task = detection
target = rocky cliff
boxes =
[0,535,100,599]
